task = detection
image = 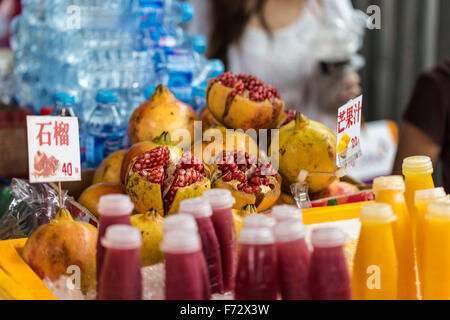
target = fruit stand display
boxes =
[1,71,448,301]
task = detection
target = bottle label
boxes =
[86,134,125,167]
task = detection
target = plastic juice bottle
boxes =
[352,203,398,300]
[96,194,133,287]
[243,214,277,229]
[163,214,211,299]
[271,205,303,223]
[402,156,434,231]
[98,225,142,300]
[308,227,351,300]
[422,200,450,299]
[235,227,278,300]
[202,189,237,292]
[162,230,210,300]
[414,187,447,289]
[275,220,310,300]
[373,176,417,299]
[179,197,224,294]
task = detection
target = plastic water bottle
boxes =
[135,0,194,27]
[136,25,206,54]
[50,92,86,166]
[85,90,127,168]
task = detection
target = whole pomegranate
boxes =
[232,204,258,239]
[206,72,285,130]
[270,112,337,194]
[92,149,126,185]
[130,209,164,266]
[77,182,124,218]
[127,85,198,147]
[22,208,98,294]
[199,105,221,130]
[124,146,210,216]
[211,150,281,211]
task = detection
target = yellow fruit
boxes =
[127,85,198,148]
[131,209,164,266]
[92,149,126,185]
[22,208,98,294]
[78,183,124,218]
[232,204,258,238]
[270,112,337,194]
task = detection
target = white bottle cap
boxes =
[372,175,405,192]
[160,230,201,253]
[426,199,450,221]
[238,227,275,245]
[243,214,276,229]
[311,227,346,248]
[202,189,236,210]
[178,197,212,218]
[274,220,306,243]
[101,225,142,249]
[98,194,134,216]
[360,203,396,223]
[402,156,433,175]
[271,205,303,223]
[415,187,446,204]
[163,214,198,234]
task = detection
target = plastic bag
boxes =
[0,178,72,240]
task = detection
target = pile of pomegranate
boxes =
[33,151,60,178]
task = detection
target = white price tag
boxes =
[27,116,81,183]
[335,95,363,168]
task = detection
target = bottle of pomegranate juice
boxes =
[202,189,237,292]
[275,220,310,300]
[98,225,142,300]
[235,227,278,300]
[243,214,277,229]
[162,230,211,300]
[271,204,303,223]
[179,197,224,294]
[163,214,212,300]
[96,194,133,288]
[308,227,352,300]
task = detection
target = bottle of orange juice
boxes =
[373,175,417,300]
[353,203,398,300]
[422,200,450,300]
[414,187,447,290]
[402,156,434,233]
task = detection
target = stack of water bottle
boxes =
[9,0,224,168]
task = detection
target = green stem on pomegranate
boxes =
[294,113,309,130]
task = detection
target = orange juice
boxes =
[414,187,447,290]
[373,176,417,299]
[422,200,450,299]
[402,156,434,234]
[353,203,398,300]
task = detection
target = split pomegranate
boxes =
[206,72,285,130]
[33,151,59,178]
[124,146,210,216]
[212,150,281,211]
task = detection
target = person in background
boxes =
[393,58,450,193]
[186,0,362,129]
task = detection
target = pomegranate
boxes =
[77,182,124,218]
[269,112,337,194]
[206,72,285,130]
[33,151,60,178]
[315,180,359,200]
[232,204,258,238]
[120,131,180,189]
[199,105,221,130]
[22,208,98,294]
[124,146,210,216]
[130,209,164,266]
[211,150,281,211]
[279,109,297,127]
[92,149,126,185]
[127,85,198,147]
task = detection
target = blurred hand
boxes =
[339,72,362,104]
